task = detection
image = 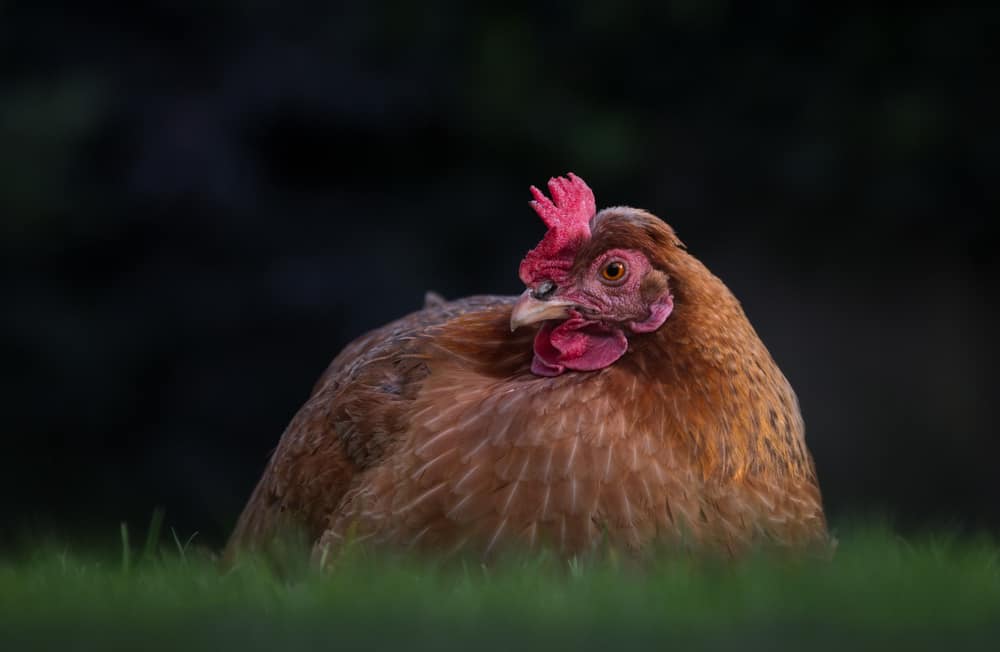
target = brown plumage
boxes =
[226,175,829,563]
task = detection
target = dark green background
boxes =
[1,3,996,546]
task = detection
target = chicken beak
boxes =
[510,289,576,332]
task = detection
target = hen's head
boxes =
[512,173,680,377]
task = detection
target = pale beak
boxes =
[510,289,576,331]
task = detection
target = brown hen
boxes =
[227,174,829,562]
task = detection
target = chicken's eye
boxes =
[601,261,626,283]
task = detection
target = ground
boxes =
[1,522,998,651]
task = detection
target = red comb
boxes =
[519,173,596,286]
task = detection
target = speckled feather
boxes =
[226,208,829,563]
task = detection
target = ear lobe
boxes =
[631,270,673,334]
[630,291,674,334]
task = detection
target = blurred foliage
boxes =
[0,76,105,243]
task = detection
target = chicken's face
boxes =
[511,174,675,377]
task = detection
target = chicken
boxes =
[226,173,829,562]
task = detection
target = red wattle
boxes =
[531,316,628,376]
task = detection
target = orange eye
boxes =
[601,261,626,282]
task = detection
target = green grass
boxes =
[1,523,999,651]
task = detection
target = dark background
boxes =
[1,3,996,548]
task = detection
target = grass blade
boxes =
[119,522,130,574]
[142,507,165,563]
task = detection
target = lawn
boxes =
[1,522,998,651]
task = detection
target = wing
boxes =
[224,294,516,559]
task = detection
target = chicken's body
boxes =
[227,177,828,561]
